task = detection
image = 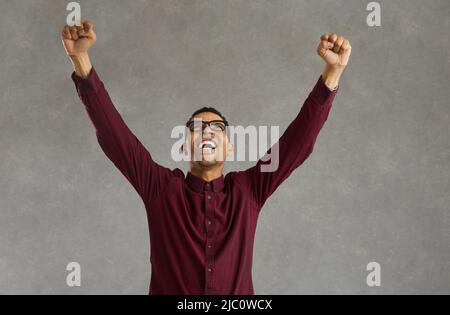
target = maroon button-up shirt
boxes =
[71,67,337,295]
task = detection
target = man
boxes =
[61,21,351,295]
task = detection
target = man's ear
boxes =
[180,142,190,155]
[179,143,185,155]
[227,142,234,158]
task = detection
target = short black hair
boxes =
[187,107,228,125]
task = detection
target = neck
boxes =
[190,165,224,182]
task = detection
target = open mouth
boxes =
[200,141,217,149]
[198,140,218,155]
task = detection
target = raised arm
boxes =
[61,21,172,203]
[236,33,352,209]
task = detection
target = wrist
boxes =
[322,65,345,91]
[69,53,92,79]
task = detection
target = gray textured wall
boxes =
[0,0,449,295]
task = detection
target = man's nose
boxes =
[203,126,214,135]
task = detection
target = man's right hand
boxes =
[61,21,96,56]
[61,21,96,78]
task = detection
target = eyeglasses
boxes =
[186,120,229,132]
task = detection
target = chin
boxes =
[198,160,218,168]
[195,156,225,168]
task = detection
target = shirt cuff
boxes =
[71,66,102,93]
[309,75,339,106]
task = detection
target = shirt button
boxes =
[208,268,213,273]
[207,220,212,225]
[207,244,212,249]
[207,195,212,200]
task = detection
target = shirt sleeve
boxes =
[236,76,338,209]
[71,67,173,204]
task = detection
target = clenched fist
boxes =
[316,33,352,90]
[61,21,96,78]
[61,21,97,57]
[317,33,352,69]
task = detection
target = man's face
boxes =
[185,112,230,169]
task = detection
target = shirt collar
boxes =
[186,172,225,193]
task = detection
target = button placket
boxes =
[204,184,215,294]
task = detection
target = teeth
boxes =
[199,140,217,149]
